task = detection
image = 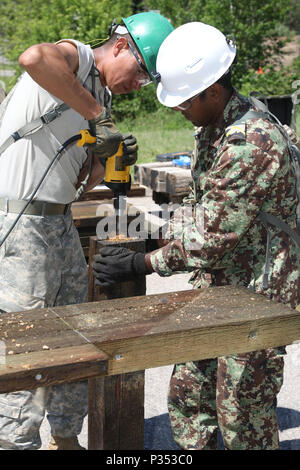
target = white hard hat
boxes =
[156,22,236,108]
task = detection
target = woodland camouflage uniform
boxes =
[149,90,300,450]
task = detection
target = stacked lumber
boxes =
[134,162,192,204]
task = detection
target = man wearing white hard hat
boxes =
[93,22,300,450]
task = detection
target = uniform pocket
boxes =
[0,281,46,312]
[0,212,18,256]
[0,214,61,304]
[0,399,22,420]
[223,350,284,408]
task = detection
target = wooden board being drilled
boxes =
[0,286,299,390]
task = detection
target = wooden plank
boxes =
[134,162,192,203]
[72,200,141,223]
[134,162,173,189]
[166,168,192,196]
[71,199,111,229]
[80,184,146,202]
[43,287,300,375]
[88,376,105,450]
[95,290,300,375]
[71,201,142,232]
[0,287,299,388]
[72,200,143,259]
[0,344,108,393]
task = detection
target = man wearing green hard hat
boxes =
[0,11,173,450]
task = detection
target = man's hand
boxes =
[122,133,138,166]
[90,108,123,161]
[92,246,149,287]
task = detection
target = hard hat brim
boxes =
[156,82,196,108]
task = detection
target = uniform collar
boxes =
[209,89,250,148]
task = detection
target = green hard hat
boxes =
[122,12,174,85]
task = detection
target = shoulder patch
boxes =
[225,123,246,144]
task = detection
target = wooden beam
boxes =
[96,289,300,375]
[88,237,146,302]
[87,236,146,450]
[88,371,144,450]
[0,287,299,391]
[0,344,108,393]
[80,184,146,202]
[134,162,192,202]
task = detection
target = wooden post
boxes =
[88,237,146,302]
[88,236,146,450]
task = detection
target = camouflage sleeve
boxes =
[164,200,194,242]
[150,141,281,276]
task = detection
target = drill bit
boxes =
[114,193,127,237]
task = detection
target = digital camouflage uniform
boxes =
[149,90,300,450]
[0,211,88,449]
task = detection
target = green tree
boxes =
[285,0,300,33]
[1,0,295,121]
[145,0,291,87]
[0,0,132,61]
[0,0,164,121]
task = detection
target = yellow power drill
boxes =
[78,130,131,235]
[103,141,131,235]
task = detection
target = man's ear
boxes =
[113,36,128,57]
[207,83,222,103]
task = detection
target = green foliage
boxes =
[285,0,300,33]
[0,0,132,60]
[145,0,291,88]
[117,108,194,164]
[111,84,159,122]
[115,98,192,131]
[240,54,300,96]
[240,67,299,97]
[0,0,298,122]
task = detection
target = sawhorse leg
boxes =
[88,371,144,450]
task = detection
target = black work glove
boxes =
[92,246,148,287]
[122,133,138,166]
[89,108,123,161]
